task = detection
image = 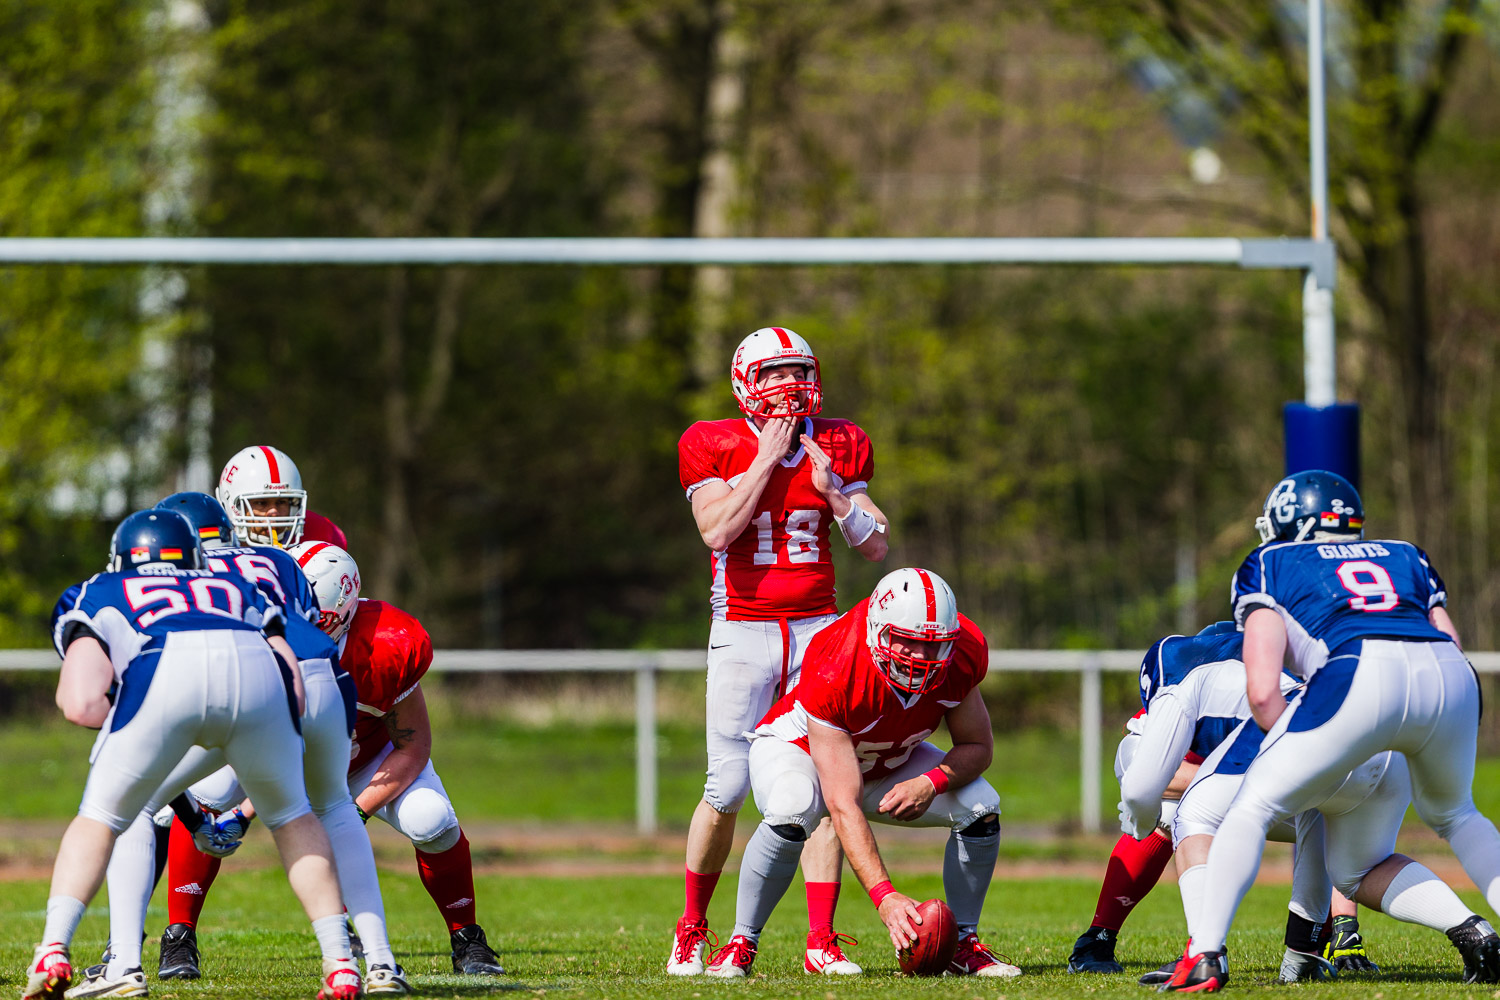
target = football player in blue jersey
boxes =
[1164,471,1500,991]
[25,510,362,1000]
[66,494,407,998]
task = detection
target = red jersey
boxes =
[303,509,348,549]
[678,416,875,621]
[754,599,987,782]
[338,598,432,774]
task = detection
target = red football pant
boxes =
[1091,830,1175,931]
[166,817,223,927]
[416,831,478,932]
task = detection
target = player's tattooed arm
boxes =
[354,684,434,815]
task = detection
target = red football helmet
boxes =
[730,327,822,419]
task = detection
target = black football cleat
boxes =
[1447,915,1500,984]
[1139,957,1179,986]
[450,925,505,976]
[1159,948,1227,993]
[156,924,200,981]
[1067,926,1124,974]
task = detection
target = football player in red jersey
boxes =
[703,568,1021,979]
[290,542,508,978]
[671,327,890,976]
[216,445,348,549]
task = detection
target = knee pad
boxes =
[770,823,808,843]
[760,770,819,834]
[398,788,460,850]
[703,758,751,814]
[958,814,999,839]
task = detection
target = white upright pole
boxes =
[1080,653,1102,832]
[1303,0,1336,407]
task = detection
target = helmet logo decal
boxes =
[1268,478,1297,523]
[875,587,895,610]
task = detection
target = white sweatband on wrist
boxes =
[835,501,880,547]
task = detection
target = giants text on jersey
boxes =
[754,599,986,781]
[678,416,875,620]
[338,598,433,773]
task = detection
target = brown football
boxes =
[896,898,958,976]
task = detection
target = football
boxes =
[896,898,958,976]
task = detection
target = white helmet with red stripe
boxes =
[216,445,308,547]
[288,540,362,640]
[866,567,961,695]
[730,326,822,419]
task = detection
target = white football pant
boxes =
[701,614,835,813]
[1193,639,1500,952]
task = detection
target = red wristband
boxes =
[869,880,896,907]
[923,767,951,794]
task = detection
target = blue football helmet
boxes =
[108,509,204,571]
[1254,469,1364,544]
[156,491,237,549]
[1196,620,1238,637]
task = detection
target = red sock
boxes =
[1090,830,1175,930]
[416,831,478,932]
[805,881,840,935]
[682,867,721,924]
[166,817,223,927]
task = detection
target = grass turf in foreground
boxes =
[0,870,1489,1000]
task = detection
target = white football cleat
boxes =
[948,934,1022,978]
[666,917,713,976]
[64,966,146,999]
[705,935,757,979]
[23,943,73,1000]
[804,930,861,974]
[363,964,410,995]
[316,957,362,1000]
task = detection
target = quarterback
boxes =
[671,327,889,976]
[706,568,1019,978]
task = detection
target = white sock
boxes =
[1380,862,1475,932]
[312,913,352,961]
[320,802,395,967]
[104,813,157,976]
[1448,810,1500,916]
[1177,864,1208,940]
[42,896,87,948]
[1191,815,1270,953]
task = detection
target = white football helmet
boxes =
[216,445,308,547]
[866,567,960,695]
[289,541,362,640]
[730,327,822,419]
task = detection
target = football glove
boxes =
[190,807,251,858]
[1324,915,1379,973]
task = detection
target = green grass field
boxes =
[0,869,1491,999]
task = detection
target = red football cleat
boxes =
[22,943,72,1000]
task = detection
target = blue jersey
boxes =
[1231,538,1449,678]
[53,566,285,683]
[1140,630,1252,759]
[204,545,319,623]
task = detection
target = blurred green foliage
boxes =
[3,0,1500,659]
